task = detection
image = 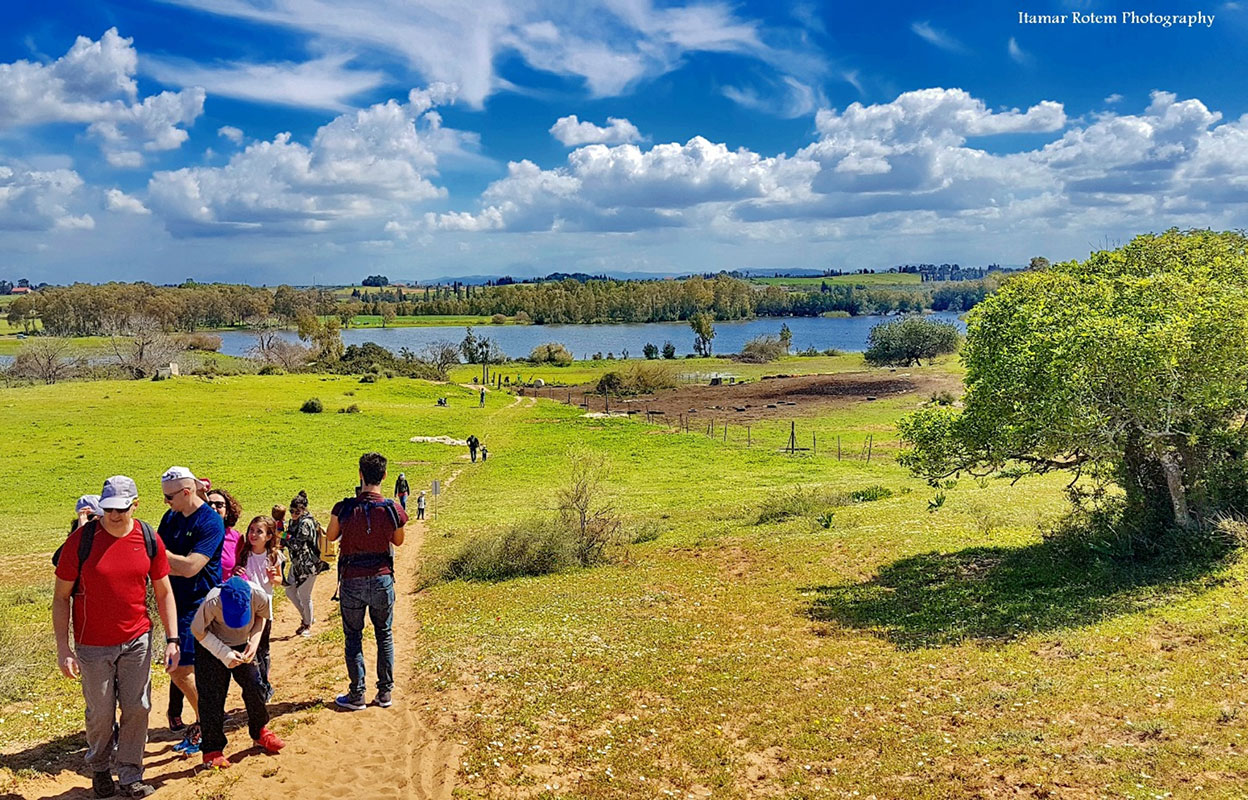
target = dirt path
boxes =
[15,497,461,800]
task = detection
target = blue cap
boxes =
[219,577,253,629]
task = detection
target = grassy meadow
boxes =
[2,361,1248,798]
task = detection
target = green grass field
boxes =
[3,364,1247,798]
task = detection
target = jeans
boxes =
[416,506,425,520]
[339,574,395,694]
[194,641,268,755]
[255,619,272,697]
[76,631,152,785]
[398,494,407,510]
[287,574,317,628]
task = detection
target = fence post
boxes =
[747,425,751,447]
[813,434,816,455]
[837,436,841,461]
[866,434,873,464]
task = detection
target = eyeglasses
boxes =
[105,505,133,515]
[208,501,226,509]
[163,488,186,502]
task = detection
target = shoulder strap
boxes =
[139,520,157,560]
[76,520,98,579]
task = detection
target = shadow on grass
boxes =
[803,541,1233,650]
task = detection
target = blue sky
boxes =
[1,0,1244,284]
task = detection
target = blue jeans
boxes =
[340,574,395,694]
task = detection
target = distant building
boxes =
[9,286,31,294]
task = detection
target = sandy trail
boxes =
[14,499,460,800]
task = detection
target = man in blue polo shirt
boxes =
[157,466,225,756]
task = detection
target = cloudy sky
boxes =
[1,1,1245,285]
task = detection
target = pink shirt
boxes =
[220,526,241,576]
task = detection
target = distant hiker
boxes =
[479,388,486,407]
[53,475,180,799]
[283,491,322,637]
[480,445,488,462]
[436,397,448,407]
[158,466,226,758]
[467,434,480,462]
[192,576,285,769]
[327,452,408,711]
[416,490,426,521]
[394,473,410,510]
[70,494,102,534]
[236,516,284,701]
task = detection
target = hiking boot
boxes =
[92,770,116,798]
[202,751,231,770]
[374,690,392,708]
[167,713,185,733]
[118,781,155,798]
[254,727,286,754]
[335,691,366,711]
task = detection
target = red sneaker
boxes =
[254,728,286,754]
[202,751,230,770]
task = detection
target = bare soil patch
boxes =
[556,370,960,422]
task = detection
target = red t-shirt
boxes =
[332,491,407,579]
[55,521,171,647]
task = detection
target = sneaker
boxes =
[294,624,306,637]
[299,627,313,638]
[92,770,116,798]
[167,713,185,733]
[335,692,366,711]
[201,751,230,770]
[374,691,392,708]
[118,781,155,798]
[254,727,286,754]
[174,723,201,756]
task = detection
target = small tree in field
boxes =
[643,342,659,360]
[661,341,677,359]
[690,312,716,357]
[900,229,1248,539]
[557,448,622,566]
[864,316,961,367]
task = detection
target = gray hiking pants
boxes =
[76,631,152,784]
[287,573,317,627]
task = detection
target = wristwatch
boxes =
[167,636,180,645]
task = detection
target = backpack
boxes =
[52,519,158,593]
[332,495,401,592]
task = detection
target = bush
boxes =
[514,311,532,324]
[338,404,361,414]
[440,518,577,581]
[737,334,788,363]
[258,364,286,376]
[300,398,323,413]
[757,486,850,524]
[531,342,573,366]
[179,332,222,352]
[360,374,377,383]
[850,485,893,503]
[661,341,677,359]
[643,343,659,360]
[491,313,507,325]
[595,363,678,396]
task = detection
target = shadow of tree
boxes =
[803,542,1232,650]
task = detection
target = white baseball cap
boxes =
[76,494,103,515]
[161,466,197,484]
[100,476,139,510]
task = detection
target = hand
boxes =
[164,643,180,673]
[225,651,246,669]
[232,566,246,578]
[242,640,259,662]
[267,564,281,582]
[58,650,80,679]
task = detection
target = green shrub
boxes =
[300,398,323,413]
[596,363,678,396]
[530,342,573,366]
[360,374,377,384]
[737,334,788,363]
[440,518,577,581]
[338,404,361,414]
[757,486,850,524]
[258,364,285,376]
[491,313,507,324]
[850,485,893,503]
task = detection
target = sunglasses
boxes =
[163,488,187,502]
[105,505,133,515]
[208,500,226,509]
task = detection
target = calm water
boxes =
[214,312,965,360]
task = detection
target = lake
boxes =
[214,313,966,360]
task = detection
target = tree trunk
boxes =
[1160,451,1194,529]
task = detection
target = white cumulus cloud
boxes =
[549,115,642,146]
[218,125,244,144]
[0,29,204,166]
[0,164,93,231]
[105,188,150,215]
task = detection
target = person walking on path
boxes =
[192,576,285,769]
[467,435,479,463]
[283,490,322,637]
[157,466,225,757]
[480,444,488,462]
[479,388,486,407]
[416,490,426,521]
[53,475,181,799]
[394,473,410,510]
[327,452,407,710]
[235,516,284,701]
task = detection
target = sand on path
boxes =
[13,501,461,800]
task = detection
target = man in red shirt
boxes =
[327,452,407,711]
[53,476,180,799]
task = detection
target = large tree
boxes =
[899,229,1248,533]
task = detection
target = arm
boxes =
[325,515,341,543]
[166,551,211,577]
[191,602,244,668]
[391,524,406,547]
[152,576,181,672]
[52,578,79,679]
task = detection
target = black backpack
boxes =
[53,519,158,592]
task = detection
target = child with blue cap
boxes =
[190,576,285,769]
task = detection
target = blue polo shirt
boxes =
[158,503,225,615]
